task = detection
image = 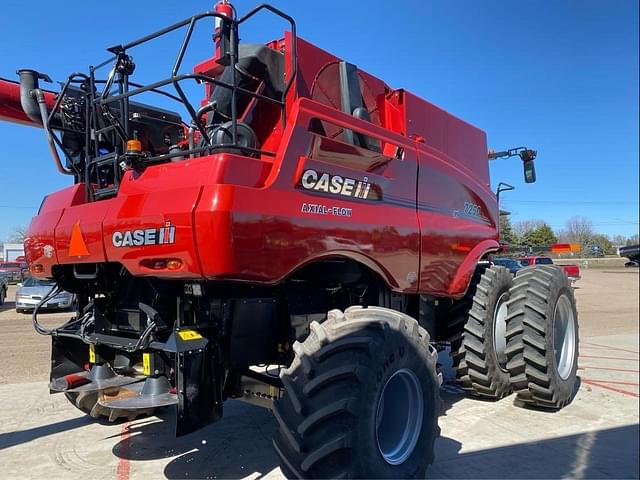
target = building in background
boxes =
[2,243,24,262]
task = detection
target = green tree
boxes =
[522,223,557,247]
[586,234,615,256]
[499,215,518,245]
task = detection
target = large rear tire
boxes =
[505,266,579,409]
[274,306,441,479]
[455,266,513,399]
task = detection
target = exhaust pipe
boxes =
[17,69,51,124]
[17,69,74,175]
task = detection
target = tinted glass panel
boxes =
[535,257,553,265]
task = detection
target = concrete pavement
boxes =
[0,333,637,479]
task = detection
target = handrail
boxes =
[73,4,298,200]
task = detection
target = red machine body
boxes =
[5,33,498,300]
[2,8,574,468]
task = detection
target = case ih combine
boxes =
[0,2,579,477]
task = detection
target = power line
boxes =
[505,200,638,206]
[0,205,38,209]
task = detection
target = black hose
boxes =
[32,285,86,336]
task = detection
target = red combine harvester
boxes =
[0,2,579,477]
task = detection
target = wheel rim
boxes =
[492,292,509,370]
[375,368,424,465]
[553,294,577,380]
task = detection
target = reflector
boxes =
[68,221,90,257]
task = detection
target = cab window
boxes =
[535,257,553,265]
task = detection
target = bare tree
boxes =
[6,225,27,243]
[627,233,640,246]
[512,219,545,239]
[563,216,594,245]
[611,234,628,246]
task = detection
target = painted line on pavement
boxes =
[582,379,640,398]
[581,342,639,355]
[116,422,131,480]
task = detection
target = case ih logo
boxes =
[300,169,372,200]
[112,222,176,248]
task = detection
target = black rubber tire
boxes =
[505,265,579,409]
[64,391,98,415]
[274,306,441,479]
[456,266,513,399]
[445,270,483,379]
[64,389,154,422]
[0,287,5,305]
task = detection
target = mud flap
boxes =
[50,336,90,393]
[175,330,224,436]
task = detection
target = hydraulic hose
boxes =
[32,285,88,336]
[33,89,75,176]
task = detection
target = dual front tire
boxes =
[451,264,579,409]
[505,265,579,408]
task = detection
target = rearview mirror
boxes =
[523,159,536,183]
[17,283,23,287]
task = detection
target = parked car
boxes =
[0,272,8,305]
[0,261,25,283]
[15,277,76,313]
[490,257,524,276]
[519,256,581,283]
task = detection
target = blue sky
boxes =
[0,0,638,240]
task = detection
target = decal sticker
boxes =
[454,202,488,221]
[463,202,482,217]
[301,203,353,217]
[177,329,203,341]
[43,245,54,258]
[143,352,151,375]
[300,169,373,200]
[112,221,175,248]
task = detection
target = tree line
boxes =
[500,215,639,255]
[2,219,639,258]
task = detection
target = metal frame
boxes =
[47,5,297,201]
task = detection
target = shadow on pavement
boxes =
[112,400,282,479]
[0,299,16,313]
[109,402,639,480]
[431,424,639,479]
[0,416,93,450]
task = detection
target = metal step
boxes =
[97,375,177,410]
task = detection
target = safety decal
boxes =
[177,329,203,341]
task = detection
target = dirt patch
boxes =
[572,268,639,337]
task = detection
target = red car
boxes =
[519,256,581,283]
[0,261,25,283]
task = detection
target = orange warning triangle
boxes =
[69,221,90,257]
